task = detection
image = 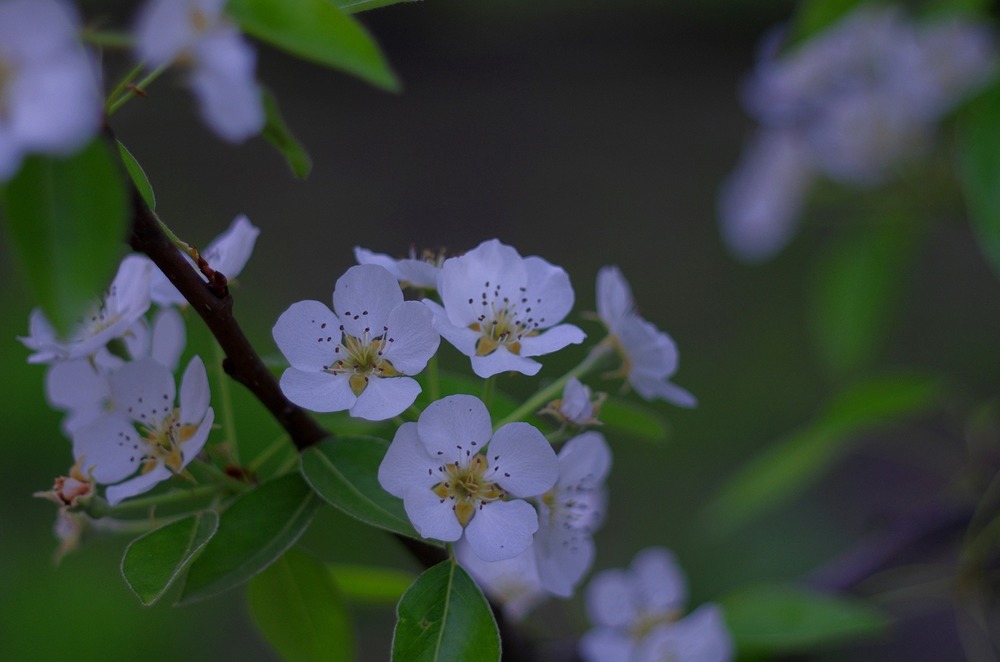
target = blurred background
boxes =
[3,0,1000,659]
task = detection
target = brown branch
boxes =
[127,189,328,452]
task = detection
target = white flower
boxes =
[542,376,604,426]
[149,214,261,306]
[455,539,546,621]
[72,356,214,505]
[273,264,439,421]
[533,431,611,597]
[354,246,443,290]
[20,255,153,364]
[596,267,696,408]
[424,239,585,378]
[378,394,558,561]
[0,0,102,180]
[580,548,733,662]
[135,0,264,142]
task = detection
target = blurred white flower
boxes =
[0,0,102,180]
[424,239,585,378]
[542,376,604,426]
[455,539,547,621]
[581,547,733,662]
[378,394,558,561]
[135,0,264,142]
[273,264,439,421]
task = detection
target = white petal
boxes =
[20,308,59,363]
[110,358,176,426]
[438,239,526,329]
[381,302,439,375]
[272,300,341,371]
[534,527,594,598]
[455,539,545,621]
[403,484,463,543]
[179,356,211,425]
[424,299,477,357]
[596,266,635,331]
[559,377,593,424]
[106,465,173,506]
[180,407,214,467]
[151,307,186,371]
[72,416,147,484]
[634,606,733,662]
[632,547,687,614]
[45,359,108,411]
[586,568,637,628]
[417,394,493,462]
[378,422,438,498]
[633,378,698,408]
[617,316,678,378]
[579,628,634,662]
[485,423,558,498]
[122,318,151,361]
[517,323,585,358]
[202,214,259,279]
[108,255,154,322]
[395,260,441,290]
[520,255,575,328]
[350,376,421,421]
[279,369,356,413]
[135,0,226,65]
[471,348,541,378]
[333,264,404,338]
[465,499,539,562]
[0,0,81,61]
[190,31,263,143]
[354,247,404,278]
[557,432,612,490]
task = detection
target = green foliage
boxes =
[248,549,354,662]
[300,436,432,542]
[227,0,399,91]
[809,216,920,378]
[959,81,1000,282]
[261,87,313,179]
[720,584,890,654]
[1,139,127,333]
[788,0,864,46]
[117,141,156,211]
[179,474,321,603]
[121,511,219,606]
[329,563,416,605]
[334,0,421,13]
[707,374,940,531]
[393,560,501,662]
[600,396,670,443]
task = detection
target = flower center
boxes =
[468,282,544,356]
[141,408,198,473]
[432,454,506,527]
[323,324,400,396]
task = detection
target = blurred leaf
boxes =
[600,396,670,443]
[921,0,993,17]
[809,217,919,377]
[416,370,521,422]
[179,474,321,603]
[248,549,354,662]
[393,560,500,662]
[121,511,218,606]
[708,374,940,532]
[334,0,420,12]
[330,563,416,605]
[301,436,434,543]
[720,584,890,654]
[261,87,312,179]
[227,0,399,91]
[789,0,864,46]
[116,141,155,211]
[1,139,127,333]
[959,82,1000,282]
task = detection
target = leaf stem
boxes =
[106,484,221,514]
[82,29,134,49]
[427,354,440,401]
[107,62,170,116]
[213,340,240,464]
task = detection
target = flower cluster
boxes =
[719,5,997,262]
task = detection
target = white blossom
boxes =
[134,0,264,142]
[273,264,439,421]
[354,246,443,290]
[378,394,558,561]
[424,239,585,378]
[542,376,604,426]
[0,0,102,180]
[149,214,260,306]
[20,255,153,364]
[581,548,733,662]
[455,539,546,621]
[72,356,214,505]
[596,266,696,408]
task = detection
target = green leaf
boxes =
[959,82,1000,282]
[600,396,670,443]
[393,561,500,662]
[330,563,416,605]
[788,0,865,47]
[248,549,354,662]
[227,0,399,91]
[261,87,312,179]
[719,584,890,654]
[334,0,420,14]
[116,141,156,211]
[809,217,919,377]
[300,436,433,543]
[1,139,127,333]
[707,374,939,532]
[179,474,321,603]
[121,511,218,606]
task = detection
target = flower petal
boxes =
[179,356,210,425]
[202,214,259,279]
[471,348,541,378]
[520,255,575,328]
[333,264,403,337]
[596,266,635,332]
[350,375,421,421]
[180,407,214,467]
[190,30,263,143]
[579,628,634,662]
[272,300,341,371]
[438,239,526,328]
[417,394,493,462]
[378,422,438,498]
[151,307,186,371]
[72,415,148,484]
[106,465,173,506]
[381,301,439,374]
[45,358,108,412]
[556,432,612,490]
[465,498,539,562]
[402,483,463,543]
[423,299,477,357]
[534,527,594,598]
[110,358,175,426]
[518,323,586,358]
[586,568,637,628]
[485,422,558,498]
[279,368,356,413]
[632,547,687,614]
[633,605,733,662]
